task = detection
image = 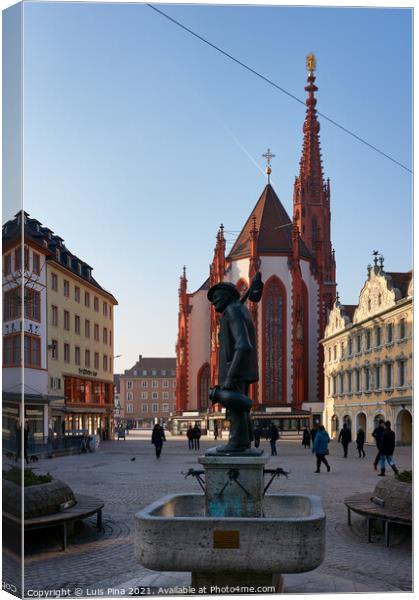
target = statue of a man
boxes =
[207,281,259,453]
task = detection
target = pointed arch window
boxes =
[263,277,287,405]
[197,363,210,411]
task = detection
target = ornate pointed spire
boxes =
[299,53,323,192]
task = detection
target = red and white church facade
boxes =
[175,57,336,433]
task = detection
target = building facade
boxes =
[119,356,176,428]
[176,56,336,430]
[2,211,118,446]
[322,257,412,444]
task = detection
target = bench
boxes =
[344,492,412,547]
[3,494,104,551]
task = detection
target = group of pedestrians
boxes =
[186,424,202,450]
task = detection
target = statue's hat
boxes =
[207,282,240,302]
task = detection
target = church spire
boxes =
[299,53,324,193]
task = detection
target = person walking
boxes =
[356,427,366,458]
[269,423,279,456]
[378,421,399,476]
[193,424,201,450]
[186,425,194,450]
[338,423,352,457]
[213,426,219,441]
[312,425,331,473]
[151,423,166,459]
[302,427,311,449]
[372,419,385,471]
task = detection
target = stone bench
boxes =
[3,494,104,551]
[344,479,412,547]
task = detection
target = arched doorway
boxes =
[396,409,412,445]
[356,412,367,433]
[197,363,210,411]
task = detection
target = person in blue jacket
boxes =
[312,425,331,473]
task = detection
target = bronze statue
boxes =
[207,274,263,454]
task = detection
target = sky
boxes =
[3,1,413,372]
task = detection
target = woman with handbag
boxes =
[312,425,331,473]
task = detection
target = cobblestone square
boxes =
[3,432,412,596]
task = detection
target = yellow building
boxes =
[322,258,412,445]
[45,235,118,438]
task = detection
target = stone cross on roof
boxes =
[262,148,275,183]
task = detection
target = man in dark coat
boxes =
[356,428,366,457]
[192,424,201,450]
[186,425,194,450]
[378,421,399,476]
[269,423,279,456]
[151,423,166,459]
[372,419,385,470]
[302,427,311,449]
[338,423,352,458]
[207,282,258,452]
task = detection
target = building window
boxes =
[347,371,352,393]
[24,247,30,270]
[51,339,58,360]
[103,355,108,371]
[332,375,337,395]
[64,343,70,363]
[152,403,158,413]
[162,403,169,412]
[348,338,353,356]
[365,367,370,391]
[152,380,158,388]
[198,363,210,410]
[355,370,360,392]
[162,392,169,400]
[333,345,337,360]
[51,305,58,326]
[365,330,371,350]
[64,310,70,330]
[63,280,70,297]
[51,272,58,291]
[94,296,99,311]
[75,286,80,302]
[3,288,21,321]
[141,380,148,388]
[162,380,169,388]
[375,327,381,347]
[398,361,406,387]
[85,349,90,368]
[173,392,176,400]
[23,335,41,367]
[386,363,392,388]
[152,369,157,376]
[152,392,158,400]
[94,352,99,369]
[399,318,406,339]
[24,289,40,321]
[141,392,148,400]
[340,342,344,358]
[85,292,90,307]
[142,370,147,376]
[162,370,166,376]
[33,253,40,275]
[339,373,344,394]
[375,365,381,389]
[263,276,286,404]
[109,330,112,346]
[85,319,90,338]
[142,403,148,412]
[127,381,133,389]
[356,335,361,353]
[103,327,108,344]
[75,315,80,334]
[14,246,21,270]
[93,323,99,341]
[75,346,81,365]
[3,335,21,366]
[127,392,133,401]
[103,302,108,317]
[127,403,133,414]
[387,323,393,343]
[172,380,176,388]
[4,253,12,275]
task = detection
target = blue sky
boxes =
[7,2,412,371]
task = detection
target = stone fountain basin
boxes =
[135,493,325,574]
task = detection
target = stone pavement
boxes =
[3,432,412,596]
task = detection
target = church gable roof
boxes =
[227,184,312,261]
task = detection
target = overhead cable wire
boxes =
[147,3,412,175]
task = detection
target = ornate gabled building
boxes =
[322,255,413,445]
[175,56,336,432]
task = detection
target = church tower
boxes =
[293,53,337,400]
